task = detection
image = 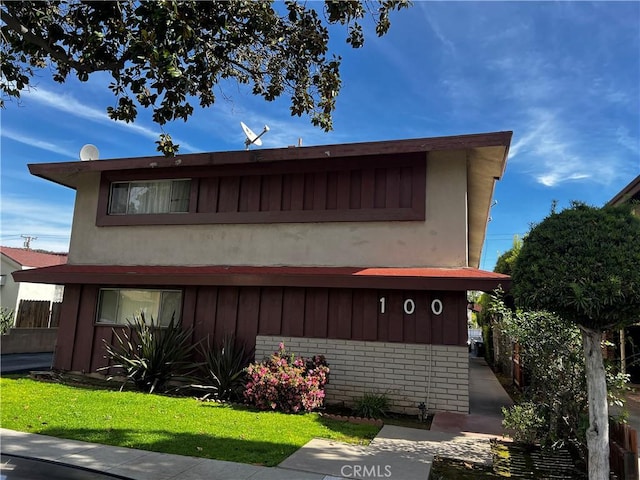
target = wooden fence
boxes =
[15,300,61,328]
[610,418,639,480]
[512,342,525,388]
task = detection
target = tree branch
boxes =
[1,8,125,74]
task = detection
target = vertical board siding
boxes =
[197,177,219,213]
[194,286,218,343]
[258,287,284,335]
[374,169,387,208]
[191,158,425,218]
[361,290,379,341]
[53,285,83,370]
[239,176,261,212]
[71,285,99,372]
[62,285,467,374]
[305,288,329,338]
[215,286,240,340]
[235,287,261,349]
[218,176,241,212]
[290,174,305,211]
[281,288,306,337]
[400,167,413,208]
[90,326,112,373]
[97,154,427,226]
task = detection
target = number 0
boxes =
[431,299,443,315]
[403,299,415,315]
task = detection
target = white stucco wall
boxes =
[1,256,20,316]
[68,152,469,268]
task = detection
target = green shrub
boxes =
[353,392,390,419]
[194,334,253,402]
[0,307,14,334]
[502,402,547,444]
[101,312,198,393]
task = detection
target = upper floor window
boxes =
[96,288,182,326]
[108,179,191,215]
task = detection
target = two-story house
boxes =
[14,132,511,414]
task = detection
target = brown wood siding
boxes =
[53,285,82,370]
[71,285,100,372]
[55,284,468,374]
[96,154,426,226]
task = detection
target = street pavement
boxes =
[0,352,53,374]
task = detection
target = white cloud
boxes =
[418,4,456,53]
[509,109,618,187]
[1,128,76,158]
[23,87,202,153]
[616,126,640,154]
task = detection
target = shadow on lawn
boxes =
[36,427,298,467]
[198,401,381,442]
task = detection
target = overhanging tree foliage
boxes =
[494,234,523,276]
[512,202,640,479]
[1,0,410,155]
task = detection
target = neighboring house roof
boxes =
[0,246,68,269]
[608,175,640,206]
[25,131,512,270]
[13,264,511,292]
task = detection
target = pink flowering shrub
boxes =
[244,343,329,413]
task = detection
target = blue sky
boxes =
[1,1,639,271]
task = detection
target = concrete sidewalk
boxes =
[1,355,514,480]
[0,428,325,480]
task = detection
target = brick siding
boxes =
[255,335,469,415]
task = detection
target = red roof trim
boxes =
[13,264,510,292]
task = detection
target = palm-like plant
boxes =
[102,312,198,393]
[194,334,254,402]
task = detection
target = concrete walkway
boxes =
[1,355,514,480]
[429,356,513,437]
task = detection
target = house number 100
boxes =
[378,297,443,316]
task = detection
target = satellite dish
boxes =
[79,144,99,161]
[240,122,270,150]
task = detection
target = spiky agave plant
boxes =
[194,334,254,402]
[102,312,199,393]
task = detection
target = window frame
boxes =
[95,287,183,327]
[107,178,192,215]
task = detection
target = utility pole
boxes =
[21,235,37,250]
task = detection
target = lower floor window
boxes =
[97,288,182,326]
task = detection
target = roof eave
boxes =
[27,131,513,189]
[13,265,511,292]
[607,175,640,206]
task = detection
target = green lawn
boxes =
[0,376,379,466]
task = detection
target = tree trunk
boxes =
[582,328,609,480]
